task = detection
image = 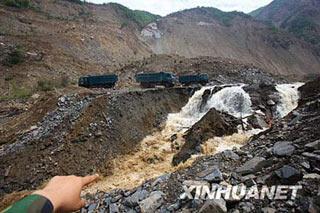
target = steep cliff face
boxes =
[141,7,320,77]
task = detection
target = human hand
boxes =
[33,174,99,212]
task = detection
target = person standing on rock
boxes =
[2,174,99,213]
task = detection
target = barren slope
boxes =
[0,0,156,95]
[141,7,320,77]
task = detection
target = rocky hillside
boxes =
[251,0,320,53]
[141,7,320,77]
[0,0,157,96]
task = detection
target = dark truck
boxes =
[78,74,118,88]
[135,72,177,88]
[179,73,209,86]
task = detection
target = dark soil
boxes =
[0,88,192,197]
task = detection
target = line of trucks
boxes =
[78,72,209,88]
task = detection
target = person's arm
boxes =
[2,174,99,213]
[2,194,53,213]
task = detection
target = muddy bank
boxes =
[0,88,192,197]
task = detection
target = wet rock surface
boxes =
[172,108,239,166]
[81,78,320,212]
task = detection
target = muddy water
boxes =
[85,126,250,193]
[85,85,254,193]
[85,83,303,193]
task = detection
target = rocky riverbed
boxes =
[80,79,320,212]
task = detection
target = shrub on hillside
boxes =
[37,76,70,92]
[37,80,55,92]
[2,0,30,8]
[3,46,25,67]
[0,82,32,100]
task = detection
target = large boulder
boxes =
[236,157,267,175]
[272,141,295,156]
[172,108,239,165]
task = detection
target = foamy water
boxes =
[276,83,304,118]
[166,85,253,133]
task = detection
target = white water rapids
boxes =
[166,85,253,134]
[276,83,304,118]
[86,83,303,193]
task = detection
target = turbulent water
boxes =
[276,83,304,118]
[86,83,303,193]
[166,85,253,133]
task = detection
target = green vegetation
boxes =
[0,82,32,101]
[65,0,85,4]
[1,0,30,8]
[3,46,25,67]
[287,17,316,37]
[0,76,70,101]
[110,3,160,28]
[201,7,251,26]
[37,76,70,92]
[37,80,56,92]
[249,6,265,17]
[285,16,320,53]
[270,26,279,33]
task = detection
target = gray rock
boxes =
[267,100,275,106]
[239,202,255,212]
[139,191,164,213]
[104,197,111,207]
[124,189,149,207]
[151,174,170,187]
[199,199,227,213]
[303,173,320,179]
[305,140,320,150]
[261,207,276,213]
[275,165,302,184]
[222,150,240,160]
[109,203,119,213]
[167,201,181,211]
[300,161,311,169]
[204,168,223,183]
[236,157,266,175]
[87,203,97,212]
[302,152,320,161]
[272,141,295,156]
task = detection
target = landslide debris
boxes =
[0,88,191,198]
[81,78,320,212]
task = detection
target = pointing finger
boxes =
[81,174,99,187]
